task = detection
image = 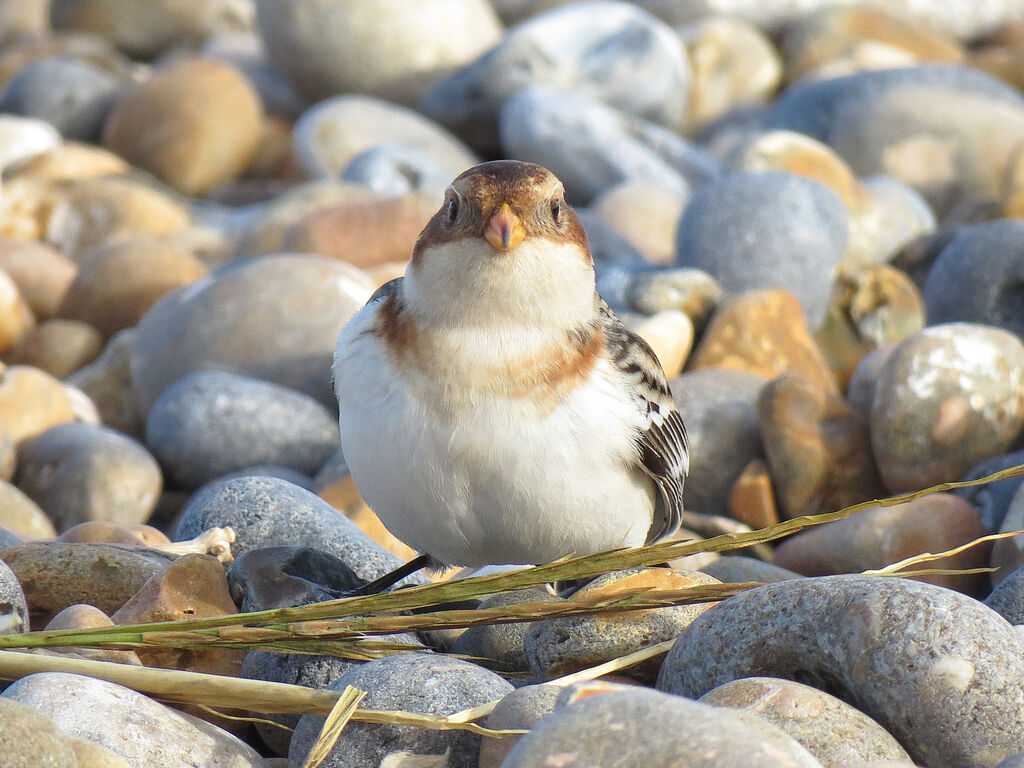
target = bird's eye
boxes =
[446,198,459,224]
[551,198,561,223]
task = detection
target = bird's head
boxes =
[403,160,596,328]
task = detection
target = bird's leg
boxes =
[342,553,434,597]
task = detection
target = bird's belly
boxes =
[337,341,655,566]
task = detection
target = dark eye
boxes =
[446,198,459,224]
[551,198,561,223]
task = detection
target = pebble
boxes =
[0,556,29,633]
[0,365,77,444]
[698,676,912,767]
[0,55,123,142]
[0,697,78,766]
[0,479,56,540]
[675,172,848,329]
[728,459,780,529]
[0,267,36,354]
[66,329,141,438]
[845,343,895,422]
[289,653,513,768]
[624,267,721,331]
[450,587,552,673]
[992,485,1024,585]
[0,525,20,550]
[479,684,560,768]
[145,370,340,490]
[699,555,802,585]
[256,0,502,107]
[103,58,262,197]
[175,475,428,587]
[659,574,1024,768]
[775,493,990,595]
[0,236,77,320]
[679,15,783,130]
[0,421,14,481]
[59,235,207,337]
[985,563,1024,625]
[955,450,1024,533]
[524,568,719,682]
[923,220,1024,337]
[0,0,48,45]
[280,193,437,269]
[342,144,454,200]
[758,373,884,519]
[850,176,936,269]
[589,181,688,266]
[43,603,142,665]
[869,324,1024,492]
[669,368,766,517]
[689,289,839,394]
[765,65,1024,216]
[500,85,716,203]
[7,319,103,378]
[624,310,693,377]
[0,541,175,626]
[0,114,60,171]
[15,422,162,532]
[501,683,823,768]
[227,545,364,612]
[2,672,266,768]
[131,254,373,414]
[2,140,131,183]
[291,94,479,181]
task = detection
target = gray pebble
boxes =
[699,556,802,585]
[0,558,28,634]
[145,370,340,490]
[955,449,1024,533]
[479,684,560,768]
[675,171,848,329]
[985,564,1024,626]
[657,574,1024,768]
[0,698,77,767]
[450,587,552,673]
[342,144,453,200]
[289,653,513,768]
[226,545,363,612]
[175,475,427,587]
[0,526,20,550]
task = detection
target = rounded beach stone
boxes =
[699,556,801,585]
[624,268,721,331]
[502,684,823,768]
[765,65,1024,216]
[66,329,141,438]
[479,684,560,768]
[624,310,693,377]
[0,268,36,354]
[423,0,690,152]
[16,422,162,531]
[342,144,454,200]
[451,587,552,673]
[850,176,935,268]
[56,520,168,547]
[69,739,132,768]
[175,475,426,586]
[103,58,262,196]
[675,172,848,329]
[923,220,1024,337]
[0,0,48,44]
[256,0,502,107]
[0,55,123,142]
[290,95,478,180]
[869,324,1024,493]
[2,140,131,183]
[0,698,77,767]
[500,85,716,203]
[290,654,514,768]
[0,480,56,540]
[699,676,911,767]
[758,374,884,519]
[131,254,374,415]
[992,485,1024,586]
[227,545,364,612]
[986,564,1024,625]
[774,493,989,595]
[669,368,765,517]
[145,371,339,490]
[2,672,266,768]
[0,557,29,633]
[589,181,688,266]
[0,236,77,320]
[0,526,20,550]
[7,319,103,378]
[0,365,77,443]
[657,574,1024,768]
[0,541,175,624]
[955,450,1024,533]
[525,568,720,682]
[59,236,207,337]
[0,114,60,171]
[43,603,141,665]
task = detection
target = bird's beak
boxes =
[484,203,526,252]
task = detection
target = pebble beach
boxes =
[1,0,1024,766]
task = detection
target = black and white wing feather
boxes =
[598,298,689,544]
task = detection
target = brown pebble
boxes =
[7,319,103,378]
[57,520,169,547]
[729,459,780,530]
[0,365,76,443]
[0,235,77,319]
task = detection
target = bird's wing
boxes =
[597,298,689,544]
[367,277,403,305]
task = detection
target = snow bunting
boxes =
[333,160,688,569]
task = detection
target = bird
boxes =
[332,160,688,577]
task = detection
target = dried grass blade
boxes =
[304,685,366,768]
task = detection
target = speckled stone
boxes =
[176,475,427,587]
[131,254,374,415]
[690,289,838,394]
[256,0,502,107]
[675,172,848,329]
[502,684,823,768]
[0,479,56,540]
[2,673,266,767]
[955,450,1024,533]
[451,587,552,673]
[425,0,691,153]
[699,676,912,767]
[290,653,514,768]
[758,374,884,519]
[0,698,77,767]
[986,563,1024,625]
[924,220,1024,337]
[699,555,802,585]
[145,371,339,491]
[657,574,1024,768]
[290,95,478,180]
[7,319,103,379]
[774,493,990,595]
[869,324,1024,493]
[669,368,766,517]
[66,329,140,438]
[0,365,76,443]
[16,422,161,532]
[479,684,560,768]
[501,85,717,203]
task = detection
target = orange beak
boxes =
[484,203,526,252]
